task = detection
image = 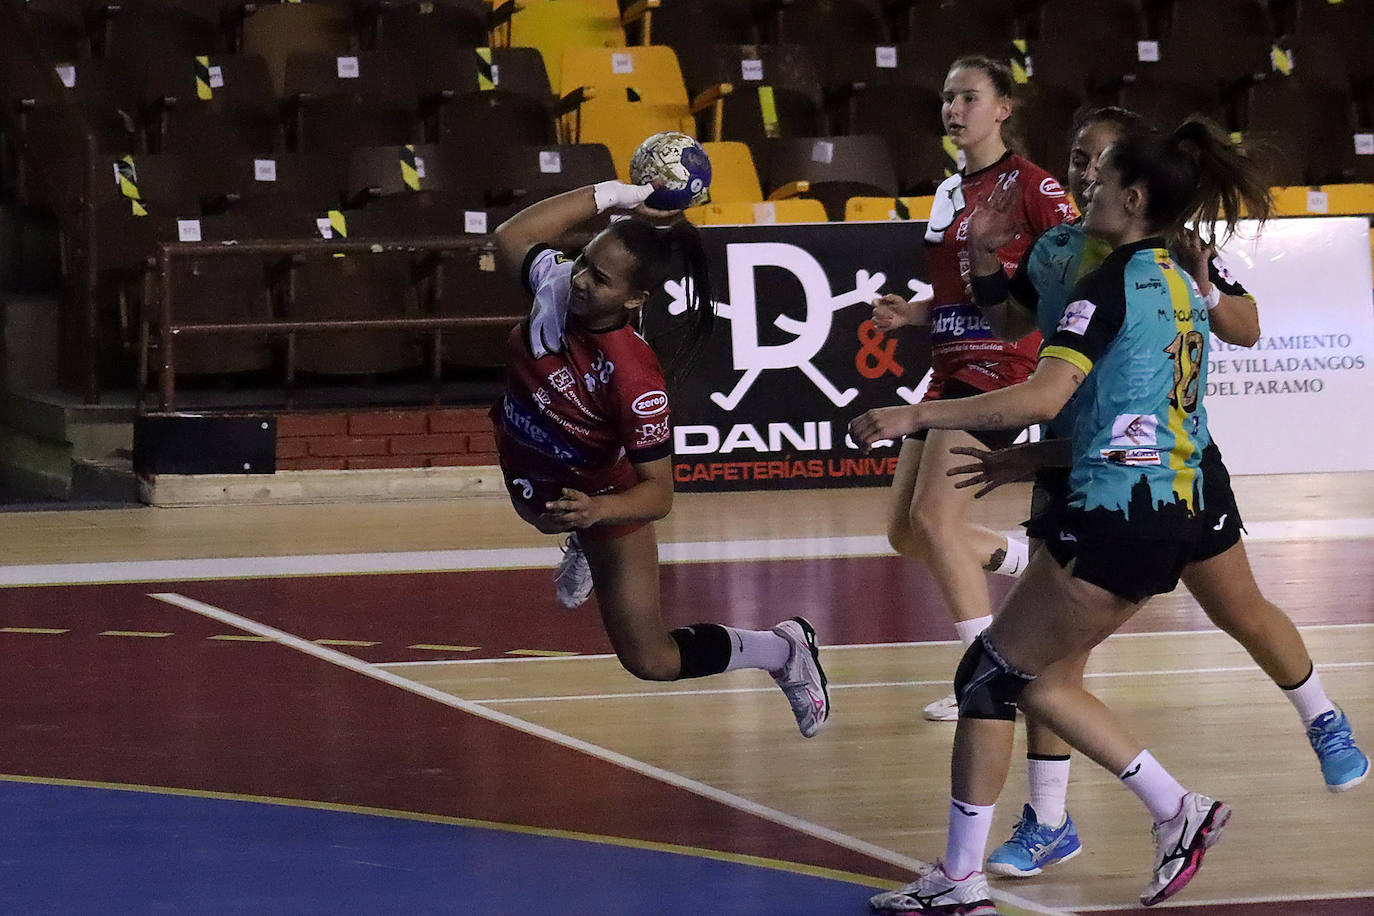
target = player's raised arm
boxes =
[493,182,652,283]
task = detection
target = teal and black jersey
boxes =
[1039,237,1212,538]
[1008,219,1249,441]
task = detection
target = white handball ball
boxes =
[628,131,712,210]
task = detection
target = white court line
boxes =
[4,516,1373,586]
[148,591,1073,916]
[378,622,1374,668]
[410,660,1374,707]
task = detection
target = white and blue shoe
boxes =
[985,804,1082,878]
[1307,707,1369,792]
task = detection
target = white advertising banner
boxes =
[1209,217,1374,474]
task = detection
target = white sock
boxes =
[1027,755,1071,827]
[989,537,1030,577]
[954,614,993,647]
[1281,664,1336,725]
[1119,750,1187,823]
[723,626,791,673]
[945,797,995,878]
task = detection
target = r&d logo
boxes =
[667,242,930,410]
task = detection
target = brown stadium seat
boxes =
[1153,0,1274,93]
[419,46,559,154]
[211,151,347,221]
[87,0,225,58]
[1022,0,1145,93]
[812,42,950,195]
[620,0,761,50]
[235,1,357,95]
[764,0,893,45]
[143,53,279,154]
[763,134,898,221]
[1015,83,1085,180]
[345,143,486,208]
[679,44,827,172]
[282,50,422,152]
[277,206,426,377]
[890,0,1019,53]
[483,141,617,224]
[1241,75,1374,186]
[138,210,277,383]
[359,0,492,56]
[14,0,90,60]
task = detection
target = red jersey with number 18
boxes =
[922,151,1075,398]
[493,246,673,518]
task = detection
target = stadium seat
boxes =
[279,206,426,376]
[484,141,617,223]
[143,53,279,154]
[679,44,827,170]
[843,195,934,221]
[558,45,695,177]
[498,0,626,95]
[683,198,828,224]
[620,0,760,49]
[765,0,893,45]
[360,0,492,56]
[763,134,897,220]
[1023,0,1144,93]
[699,140,762,202]
[235,1,357,95]
[282,51,421,152]
[88,0,224,58]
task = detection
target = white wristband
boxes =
[593,180,653,214]
[1204,285,1222,310]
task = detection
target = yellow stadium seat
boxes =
[559,45,695,177]
[684,199,829,225]
[700,141,762,203]
[1269,184,1374,216]
[496,0,626,94]
[844,196,935,222]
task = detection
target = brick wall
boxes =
[276,407,498,471]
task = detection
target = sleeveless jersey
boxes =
[1010,219,1251,439]
[1039,238,1213,538]
[921,151,1075,398]
[494,246,672,506]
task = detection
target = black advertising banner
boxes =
[651,221,935,492]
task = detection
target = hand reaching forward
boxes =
[945,444,1039,498]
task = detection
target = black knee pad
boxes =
[953,633,1034,720]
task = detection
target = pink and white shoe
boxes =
[1140,792,1231,906]
[770,617,830,738]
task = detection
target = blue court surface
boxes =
[0,778,889,914]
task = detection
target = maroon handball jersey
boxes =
[922,152,1076,397]
[493,246,672,516]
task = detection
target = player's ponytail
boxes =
[607,217,714,387]
[1105,116,1273,243]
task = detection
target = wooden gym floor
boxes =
[0,471,1369,915]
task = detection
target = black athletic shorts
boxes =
[1026,442,1244,562]
[907,379,1033,451]
[1043,520,1195,603]
[1188,442,1245,563]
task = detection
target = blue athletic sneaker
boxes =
[985,804,1083,877]
[1307,707,1369,792]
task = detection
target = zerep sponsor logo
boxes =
[1039,176,1066,197]
[631,389,668,416]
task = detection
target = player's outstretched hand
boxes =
[946,444,1037,498]
[848,405,922,448]
[965,175,1024,254]
[546,487,600,529]
[871,292,931,336]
